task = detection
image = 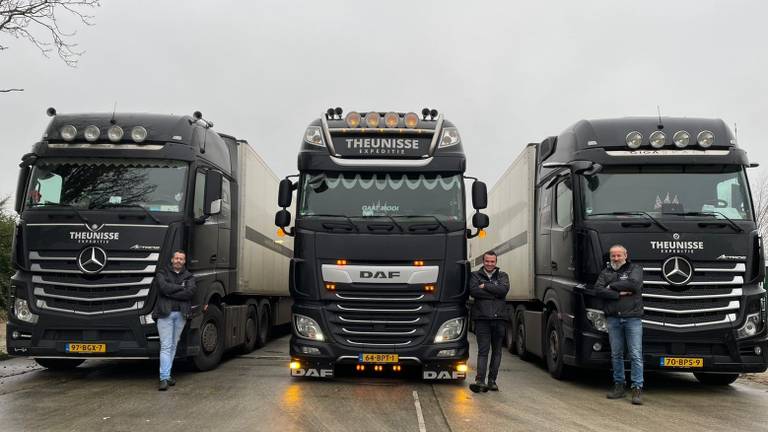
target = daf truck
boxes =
[275,108,488,379]
[470,117,767,384]
[6,109,291,370]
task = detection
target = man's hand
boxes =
[619,291,632,296]
[479,283,485,289]
[203,304,208,312]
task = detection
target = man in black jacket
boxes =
[468,251,510,393]
[594,244,644,405]
[153,250,197,391]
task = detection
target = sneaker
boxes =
[631,388,643,405]
[606,383,626,399]
[469,380,488,393]
[487,381,499,391]
[167,376,176,386]
[158,380,169,391]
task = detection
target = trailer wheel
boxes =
[192,304,224,371]
[693,372,739,385]
[515,311,532,361]
[240,305,259,354]
[34,358,85,370]
[256,303,270,348]
[545,313,571,380]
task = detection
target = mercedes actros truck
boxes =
[6,109,291,371]
[470,117,767,385]
[276,108,489,379]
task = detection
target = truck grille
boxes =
[640,261,743,328]
[30,250,158,316]
[325,287,432,347]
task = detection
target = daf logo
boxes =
[360,271,401,279]
[77,246,108,274]
[662,256,693,286]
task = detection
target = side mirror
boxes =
[275,209,292,228]
[472,212,489,229]
[204,171,223,216]
[278,178,293,208]
[472,181,488,210]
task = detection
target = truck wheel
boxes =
[504,320,515,352]
[694,372,739,385]
[192,304,224,371]
[515,311,532,361]
[34,358,85,370]
[256,303,270,348]
[240,305,259,354]
[545,313,571,380]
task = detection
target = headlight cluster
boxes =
[342,111,421,129]
[303,126,324,147]
[294,314,325,341]
[434,317,464,343]
[439,127,461,148]
[59,124,149,143]
[13,298,39,324]
[586,309,607,332]
[736,312,763,339]
[625,130,715,149]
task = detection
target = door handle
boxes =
[210,255,217,263]
[551,261,558,271]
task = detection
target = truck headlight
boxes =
[434,317,464,343]
[438,127,461,148]
[736,313,762,339]
[294,314,325,341]
[303,126,325,147]
[14,298,39,324]
[586,308,607,333]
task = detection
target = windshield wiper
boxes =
[30,203,91,225]
[664,211,744,233]
[394,215,450,232]
[302,213,359,232]
[361,215,404,232]
[91,203,161,224]
[588,211,669,232]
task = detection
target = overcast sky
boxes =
[1,0,767,207]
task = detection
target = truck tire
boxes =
[545,313,571,380]
[504,320,514,351]
[34,358,85,370]
[240,305,259,354]
[693,372,739,385]
[256,303,270,348]
[192,304,225,371]
[515,311,532,361]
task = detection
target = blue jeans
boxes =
[607,316,643,389]
[157,311,186,381]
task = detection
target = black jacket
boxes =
[594,261,644,318]
[152,266,197,319]
[469,268,510,320]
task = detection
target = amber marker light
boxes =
[478,229,487,239]
[424,285,436,293]
[456,363,468,373]
[336,259,348,266]
[325,283,336,291]
[277,228,285,238]
[413,260,425,267]
[289,361,301,370]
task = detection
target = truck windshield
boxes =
[299,172,464,222]
[582,165,753,220]
[25,158,188,212]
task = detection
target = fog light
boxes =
[289,361,301,370]
[12,331,20,340]
[593,342,602,352]
[755,346,763,356]
[300,346,321,355]
[437,349,457,357]
[456,363,468,373]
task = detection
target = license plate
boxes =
[358,353,398,363]
[660,357,704,368]
[66,343,106,353]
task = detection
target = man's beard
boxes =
[610,261,624,271]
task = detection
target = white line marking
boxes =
[413,390,427,432]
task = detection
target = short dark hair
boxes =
[171,250,186,258]
[483,250,497,259]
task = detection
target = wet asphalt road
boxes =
[1,333,767,432]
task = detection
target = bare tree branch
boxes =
[0,0,100,67]
[0,88,23,92]
[752,173,768,239]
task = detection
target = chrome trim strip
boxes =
[643,276,743,286]
[643,313,737,329]
[335,293,425,302]
[146,336,160,340]
[328,156,434,167]
[328,127,435,134]
[338,316,421,324]
[47,143,164,150]
[31,264,156,274]
[642,288,742,300]
[644,264,745,273]
[36,300,144,315]
[342,328,417,336]
[32,275,154,288]
[345,339,413,347]
[321,114,337,154]
[428,113,445,154]
[644,300,739,315]
[30,252,159,262]
[337,305,423,313]
[34,287,150,302]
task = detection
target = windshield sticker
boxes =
[361,201,400,216]
[654,193,679,209]
[109,196,122,204]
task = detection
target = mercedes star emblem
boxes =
[77,246,108,274]
[661,256,693,286]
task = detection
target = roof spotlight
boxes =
[334,107,343,118]
[384,112,399,128]
[326,108,335,119]
[430,109,438,119]
[697,130,715,148]
[649,130,666,148]
[364,111,380,128]
[673,130,690,148]
[422,108,430,120]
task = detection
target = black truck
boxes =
[6,109,291,370]
[275,108,488,379]
[472,117,767,384]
